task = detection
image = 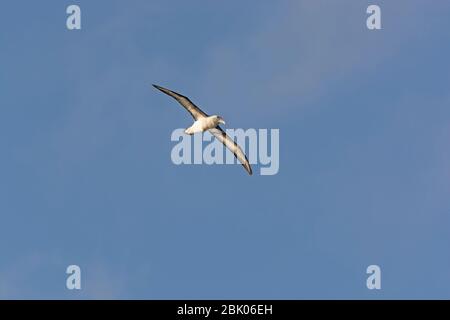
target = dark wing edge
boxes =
[152,84,207,120]
[209,127,253,176]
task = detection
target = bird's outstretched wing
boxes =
[209,127,253,175]
[153,84,208,120]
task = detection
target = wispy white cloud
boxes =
[195,1,433,119]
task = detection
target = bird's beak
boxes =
[219,119,226,125]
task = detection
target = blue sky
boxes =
[1,0,450,299]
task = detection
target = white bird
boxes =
[153,84,253,175]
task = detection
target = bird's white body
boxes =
[185,115,225,135]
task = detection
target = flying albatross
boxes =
[153,84,252,175]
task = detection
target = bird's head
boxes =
[215,115,226,125]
